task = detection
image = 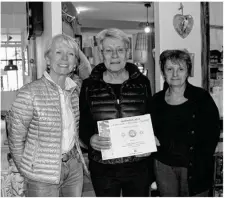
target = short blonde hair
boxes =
[96,28,130,51]
[44,34,80,60]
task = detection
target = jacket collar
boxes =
[90,62,141,81]
[43,71,78,92]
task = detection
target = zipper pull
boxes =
[117,99,120,104]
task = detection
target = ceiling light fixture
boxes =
[4,60,18,71]
[144,3,151,33]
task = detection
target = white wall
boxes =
[154,2,202,92]
[209,2,223,26]
[209,2,223,51]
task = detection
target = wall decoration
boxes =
[62,2,80,29]
[127,35,133,62]
[173,3,194,39]
[74,34,82,50]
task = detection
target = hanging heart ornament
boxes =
[173,14,194,39]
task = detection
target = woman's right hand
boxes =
[90,134,111,151]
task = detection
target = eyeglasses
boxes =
[102,48,127,56]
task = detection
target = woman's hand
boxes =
[90,134,111,151]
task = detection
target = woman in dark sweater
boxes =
[151,50,220,196]
[79,28,153,197]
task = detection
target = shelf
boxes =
[214,152,223,156]
[209,63,223,67]
[214,184,223,187]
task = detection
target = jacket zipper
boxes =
[57,87,63,183]
[116,99,121,118]
[100,78,129,118]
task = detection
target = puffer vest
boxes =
[83,63,152,164]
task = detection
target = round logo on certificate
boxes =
[129,130,137,137]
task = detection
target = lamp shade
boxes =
[4,60,18,71]
[134,33,148,64]
[135,33,148,51]
[83,47,93,58]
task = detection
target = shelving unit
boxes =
[213,152,223,197]
[209,50,223,197]
[209,50,223,92]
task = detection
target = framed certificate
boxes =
[97,114,157,160]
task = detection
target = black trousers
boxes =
[89,159,150,197]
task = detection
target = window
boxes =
[1,34,23,91]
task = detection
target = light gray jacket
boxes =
[8,75,88,184]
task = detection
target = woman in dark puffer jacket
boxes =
[79,28,154,197]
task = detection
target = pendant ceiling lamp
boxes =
[144,3,151,33]
[3,60,18,91]
[4,60,18,71]
[134,33,148,64]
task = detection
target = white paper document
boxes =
[97,114,157,160]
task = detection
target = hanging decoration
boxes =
[173,3,194,39]
[61,2,81,29]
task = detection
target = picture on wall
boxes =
[74,34,82,50]
[127,35,133,62]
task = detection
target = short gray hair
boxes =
[96,28,130,51]
[44,34,80,60]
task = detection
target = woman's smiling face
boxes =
[101,37,129,73]
[47,39,77,77]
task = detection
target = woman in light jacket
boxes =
[8,34,89,197]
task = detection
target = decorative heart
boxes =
[173,14,194,39]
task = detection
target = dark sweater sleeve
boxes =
[196,91,220,156]
[79,80,95,148]
[192,90,221,185]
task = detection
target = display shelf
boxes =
[213,151,223,197]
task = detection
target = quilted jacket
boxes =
[8,74,88,184]
[79,62,152,164]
